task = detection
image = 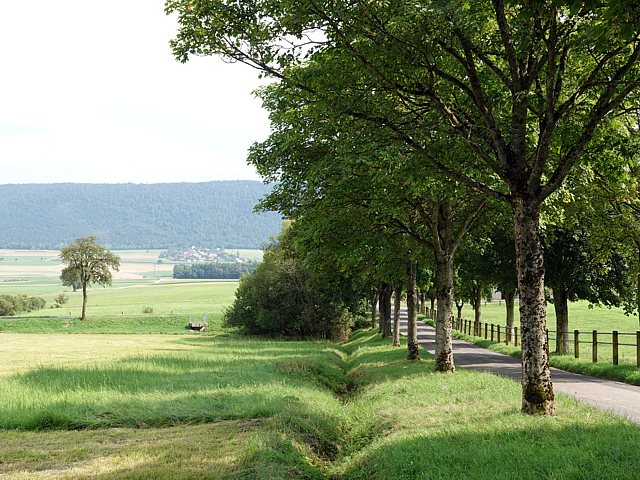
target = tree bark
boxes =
[81,283,88,321]
[455,300,463,322]
[552,286,569,355]
[430,298,435,319]
[505,290,516,343]
[380,283,392,337]
[435,254,455,372]
[636,243,640,328]
[406,260,420,360]
[393,284,402,347]
[513,196,554,415]
[370,289,379,330]
[473,281,482,336]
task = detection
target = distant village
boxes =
[159,246,249,264]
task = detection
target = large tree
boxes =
[168,0,640,414]
[59,236,120,321]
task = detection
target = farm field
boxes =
[2,258,640,477]
[459,300,639,333]
[0,248,263,282]
[2,331,640,478]
[451,301,640,383]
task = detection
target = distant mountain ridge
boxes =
[0,181,281,249]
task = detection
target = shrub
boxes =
[142,306,154,314]
[223,225,356,340]
[55,293,69,306]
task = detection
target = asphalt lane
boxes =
[398,308,640,425]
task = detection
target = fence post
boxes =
[592,330,597,363]
[464,319,467,333]
[514,327,518,347]
[637,331,640,368]
[613,331,619,366]
[491,324,494,342]
[484,323,488,339]
[497,325,501,343]
[574,330,579,359]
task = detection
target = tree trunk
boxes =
[378,286,384,334]
[636,243,640,328]
[370,289,379,330]
[455,301,463,322]
[553,286,569,355]
[473,281,482,336]
[393,285,402,347]
[435,254,455,372]
[430,298,435,318]
[406,260,420,360]
[505,290,515,343]
[380,283,392,337]
[81,283,88,321]
[513,196,554,415]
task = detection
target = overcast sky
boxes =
[0,1,270,184]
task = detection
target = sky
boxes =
[0,1,270,184]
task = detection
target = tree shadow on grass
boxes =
[336,418,640,480]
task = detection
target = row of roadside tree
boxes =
[173,1,640,416]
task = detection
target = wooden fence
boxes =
[419,305,640,367]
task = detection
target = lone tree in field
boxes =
[60,236,120,321]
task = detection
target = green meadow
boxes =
[452,300,640,384]
[2,252,640,478]
[2,332,640,479]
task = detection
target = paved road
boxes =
[398,308,640,425]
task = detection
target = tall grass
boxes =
[3,331,640,478]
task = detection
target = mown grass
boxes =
[0,281,238,333]
[446,317,640,386]
[467,300,639,332]
[2,331,640,478]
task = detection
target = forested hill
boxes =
[0,182,281,249]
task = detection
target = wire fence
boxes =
[420,306,640,367]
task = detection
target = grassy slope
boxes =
[2,331,640,479]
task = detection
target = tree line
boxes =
[173,262,257,279]
[0,294,46,316]
[170,0,640,416]
[0,181,281,249]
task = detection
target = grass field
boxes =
[2,331,640,478]
[448,300,640,384]
[0,248,245,333]
[2,257,640,477]
[460,300,639,332]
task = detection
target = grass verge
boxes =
[437,316,640,386]
[2,331,640,479]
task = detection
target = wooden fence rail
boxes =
[449,316,640,367]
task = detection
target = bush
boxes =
[223,226,355,340]
[55,293,69,306]
[0,294,46,316]
[142,306,154,314]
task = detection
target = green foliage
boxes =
[0,294,46,316]
[60,237,120,289]
[54,293,69,306]
[173,262,257,279]
[60,236,121,320]
[224,225,357,340]
[142,306,154,314]
[0,182,281,249]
